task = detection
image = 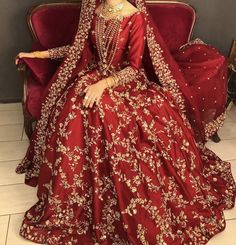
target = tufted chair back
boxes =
[28,1,196,53]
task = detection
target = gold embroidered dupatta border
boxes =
[136,0,186,111]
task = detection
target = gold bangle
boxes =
[33,51,44,58]
[110,76,115,85]
[112,75,119,85]
[105,79,112,89]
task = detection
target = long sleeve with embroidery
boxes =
[113,12,146,85]
[48,44,71,60]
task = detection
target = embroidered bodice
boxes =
[48,11,146,85]
[90,11,145,74]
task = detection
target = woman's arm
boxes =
[47,44,71,60]
[105,11,146,88]
[15,44,71,65]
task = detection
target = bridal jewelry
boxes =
[95,0,125,76]
[111,74,119,85]
[105,78,112,88]
[102,0,126,16]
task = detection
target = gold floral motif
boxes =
[204,112,226,140]
[48,45,71,60]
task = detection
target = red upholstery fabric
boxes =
[24,2,196,119]
[147,3,196,53]
[26,74,45,119]
[29,4,81,48]
[30,3,195,51]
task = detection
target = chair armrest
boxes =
[18,57,60,86]
[16,41,60,84]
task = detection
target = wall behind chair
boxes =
[185,0,236,55]
[0,0,235,102]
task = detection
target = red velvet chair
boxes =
[18,0,197,138]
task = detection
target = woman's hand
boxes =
[15,52,35,65]
[15,51,49,65]
[83,79,109,108]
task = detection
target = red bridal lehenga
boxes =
[15,0,236,244]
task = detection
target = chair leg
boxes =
[23,112,35,140]
[211,132,221,143]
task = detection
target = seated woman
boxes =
[15,0,235,244]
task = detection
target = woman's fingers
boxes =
[82,96,87,107]
[83,93,92,108]
[83,90,91,106]
[82,89,89,101]
[15,53,20,65]
[95,94,102,105]
[83,92,99,108]
[89,96,97,108]
[83,86,89,93]
[15,52,24,65]
[82,84,104,108]
[85,96,93,108]
[15,57,19,65]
